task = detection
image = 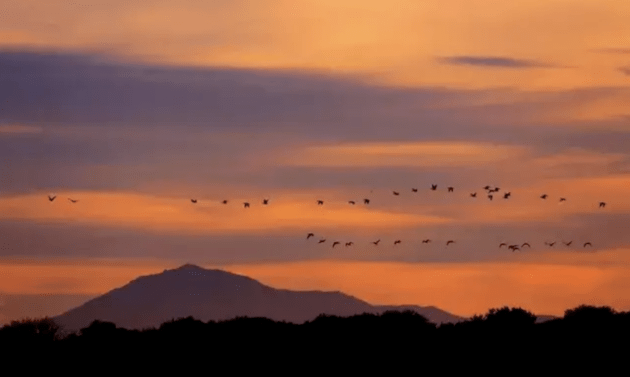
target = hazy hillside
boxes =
[53,264,464,331]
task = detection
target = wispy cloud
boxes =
[0,124,42,134]
[279,142,530,168]
[593,48,630,54]
[437,55,561,68]
[619,66,630,76]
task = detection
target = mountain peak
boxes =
[175,263,204,271]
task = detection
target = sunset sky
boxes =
[1,0,630,324]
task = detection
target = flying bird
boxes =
[431,184,437,191]
[412,188,418,192]
[364,199,370,204]
[522,243,531,248]
[263,199,269,205]
[422,239,431,244]
[307,233,315,239]
[191,199,197,203]
[68,198,78,203]
[394,240,401,245]
[584,242,592,247]
[488,194,493,201]
[559,198,566,202]
[448,187,454,192]
[509,245,520,252]
[563,241,572,246]
[222,200,228,204]
[446,240,455,245]
[599,202,606,208]
[372,239,381,245]
[483,185,491,190]
[332,242,340,248]
[499,243,507,248]
[470,192,477,198]
[540,194,547,199]
[48,195,56,202]
[393,191,400,196]
[491,187,501,192]
[318,239,326,244]
[345,242,353,247]
[503,192,511,199]
[547,242,556,247]
[243,202,250,208]
[348,201,356,205]
[317,200,324,205]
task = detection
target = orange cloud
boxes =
[280,142,530,168]
[0,191,451,235]
[0,124,43,134]
[2,0,630,90]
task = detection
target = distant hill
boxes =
[53,264,465,331]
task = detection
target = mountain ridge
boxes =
[52,264,465,331]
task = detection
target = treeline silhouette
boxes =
[2,305,629,371]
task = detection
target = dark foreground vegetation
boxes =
[2,305,629,372]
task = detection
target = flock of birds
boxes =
[46,183,607,252]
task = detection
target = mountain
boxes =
[53,264,465,332]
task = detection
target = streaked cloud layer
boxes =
[1,0,630,322]
[436,56,560,68]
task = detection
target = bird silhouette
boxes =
[431,184,437,191]
[318,239,326,244]
[548,242,556,247]
[492,187,501,192]
[191,199,197,203]
[243,202,250,208]
[599,202,606,208]
[584,242,592,247]
[317,200,324,205]
[364,199,370,204]
[394,240,401,245]
[332,242,340,248]
[446,240,455,245]
[263,199,269,205]
[348,201,356,205]
[345,242,353,247]
[522,243,531,248]
[483,185,491,190]
[488,194,493,201]
[470,192,477,198]
[563,241,572,246]
[393,191,400,196]
[559,198,566,202]
[48,195,56,202]
[372,239,381,245]
[509,245,520,252]
[307,233,315,239]
[422,239,431,244]
[503,192,511,199]
[412,188,418,192]
[499,243,507,248]
[540,194,547,199]
[222,200,228,204]
[448,187,454,192]
[68,198,78,203]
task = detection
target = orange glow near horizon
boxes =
[2,253,630,319]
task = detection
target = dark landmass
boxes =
[52,264,464,331]
[1,305,628,372]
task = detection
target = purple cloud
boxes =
[437,55,559,68]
